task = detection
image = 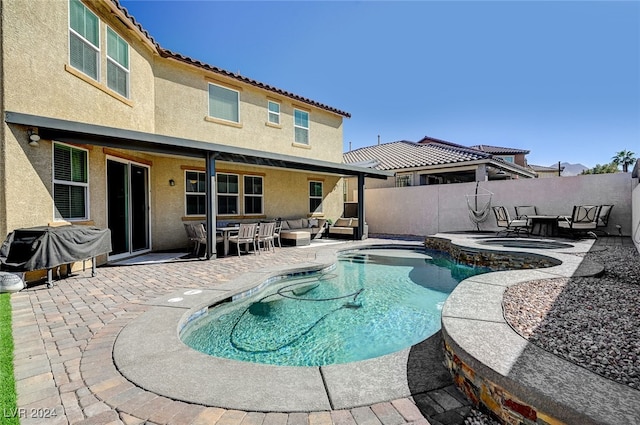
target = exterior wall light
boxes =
[169,179,176,186]
[28,129,41,147]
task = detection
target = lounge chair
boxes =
[492,206,529,237]
[557,205,598,239]
[228,223,258,256]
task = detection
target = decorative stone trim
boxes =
[443,339,562,425]
[425,236,560,270]
[435,233,638,425]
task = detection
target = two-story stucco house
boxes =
[0,0,389,263]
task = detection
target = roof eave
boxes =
[6,111,389,179]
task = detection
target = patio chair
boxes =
[184,223,222,258]
[184,223,201,256]
[492,206,529,237]
[595,204,614,236]
[255,221,276,253]
[273,220,283,248]
[514,205,538,220]
[557,205,598,239]
[228,223,258,256]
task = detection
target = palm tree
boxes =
[611,150,636,172]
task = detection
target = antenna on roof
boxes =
[377,135,380,145]
[349,141,352,151]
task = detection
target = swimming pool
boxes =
[181,247,491,366]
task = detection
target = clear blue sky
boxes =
[120,0,639,168]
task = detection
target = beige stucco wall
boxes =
[152,60,344,163]
[150,158,344,251]
[365,173,634,237]
[2,0,157,131]
[1,0,348,252]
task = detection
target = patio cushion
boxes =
[287,219,303,229]
[334,218,352,227]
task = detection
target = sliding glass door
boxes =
[107,158,150,259]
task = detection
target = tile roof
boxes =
[470,144,530,155]
[110,0,350,118]
[343,141,490,171]
[529,164,563,172]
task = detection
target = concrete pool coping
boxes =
[435,233,640,424]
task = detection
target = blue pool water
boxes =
[181,247,491,366]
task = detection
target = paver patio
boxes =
[10,239,450,425]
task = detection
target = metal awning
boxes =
[5,111,393,179]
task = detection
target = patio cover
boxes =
[5,111,392,259]
[5,112,391,179]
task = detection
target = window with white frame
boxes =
[267,100,280,125]
[243,175,263,215]
[106,27,129,98]
[185,170,206,216]
[209,83,239,123]
[69,0,100,80]
[53,143,89,220]
[309,181,323,213]
[294,109,309,145]
[217,173,239,215]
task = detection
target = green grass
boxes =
[0,293,18,425]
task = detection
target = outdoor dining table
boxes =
[216,226,240,256]
[527,215,560,237]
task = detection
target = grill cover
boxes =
[0,225,112,271]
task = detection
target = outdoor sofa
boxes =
[328,217,367,240]
[279,218,327,246]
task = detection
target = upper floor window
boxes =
[244,175,264,215]
[185,170,206,216]
[53,143,89,220]
[501,156,515,163]
[309,181,323,213]
[69,0,99,80]
[267,101,280,125]
[209,83,239,123]
[217,173,239,215]
[294,109,309,145]
[106,27,130,98]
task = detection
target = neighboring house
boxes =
[343,137,535,200]
[469,144,530,167]
[529,164,563,178]
[0,0,389,262]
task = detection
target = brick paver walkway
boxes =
[10,239,470,425]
